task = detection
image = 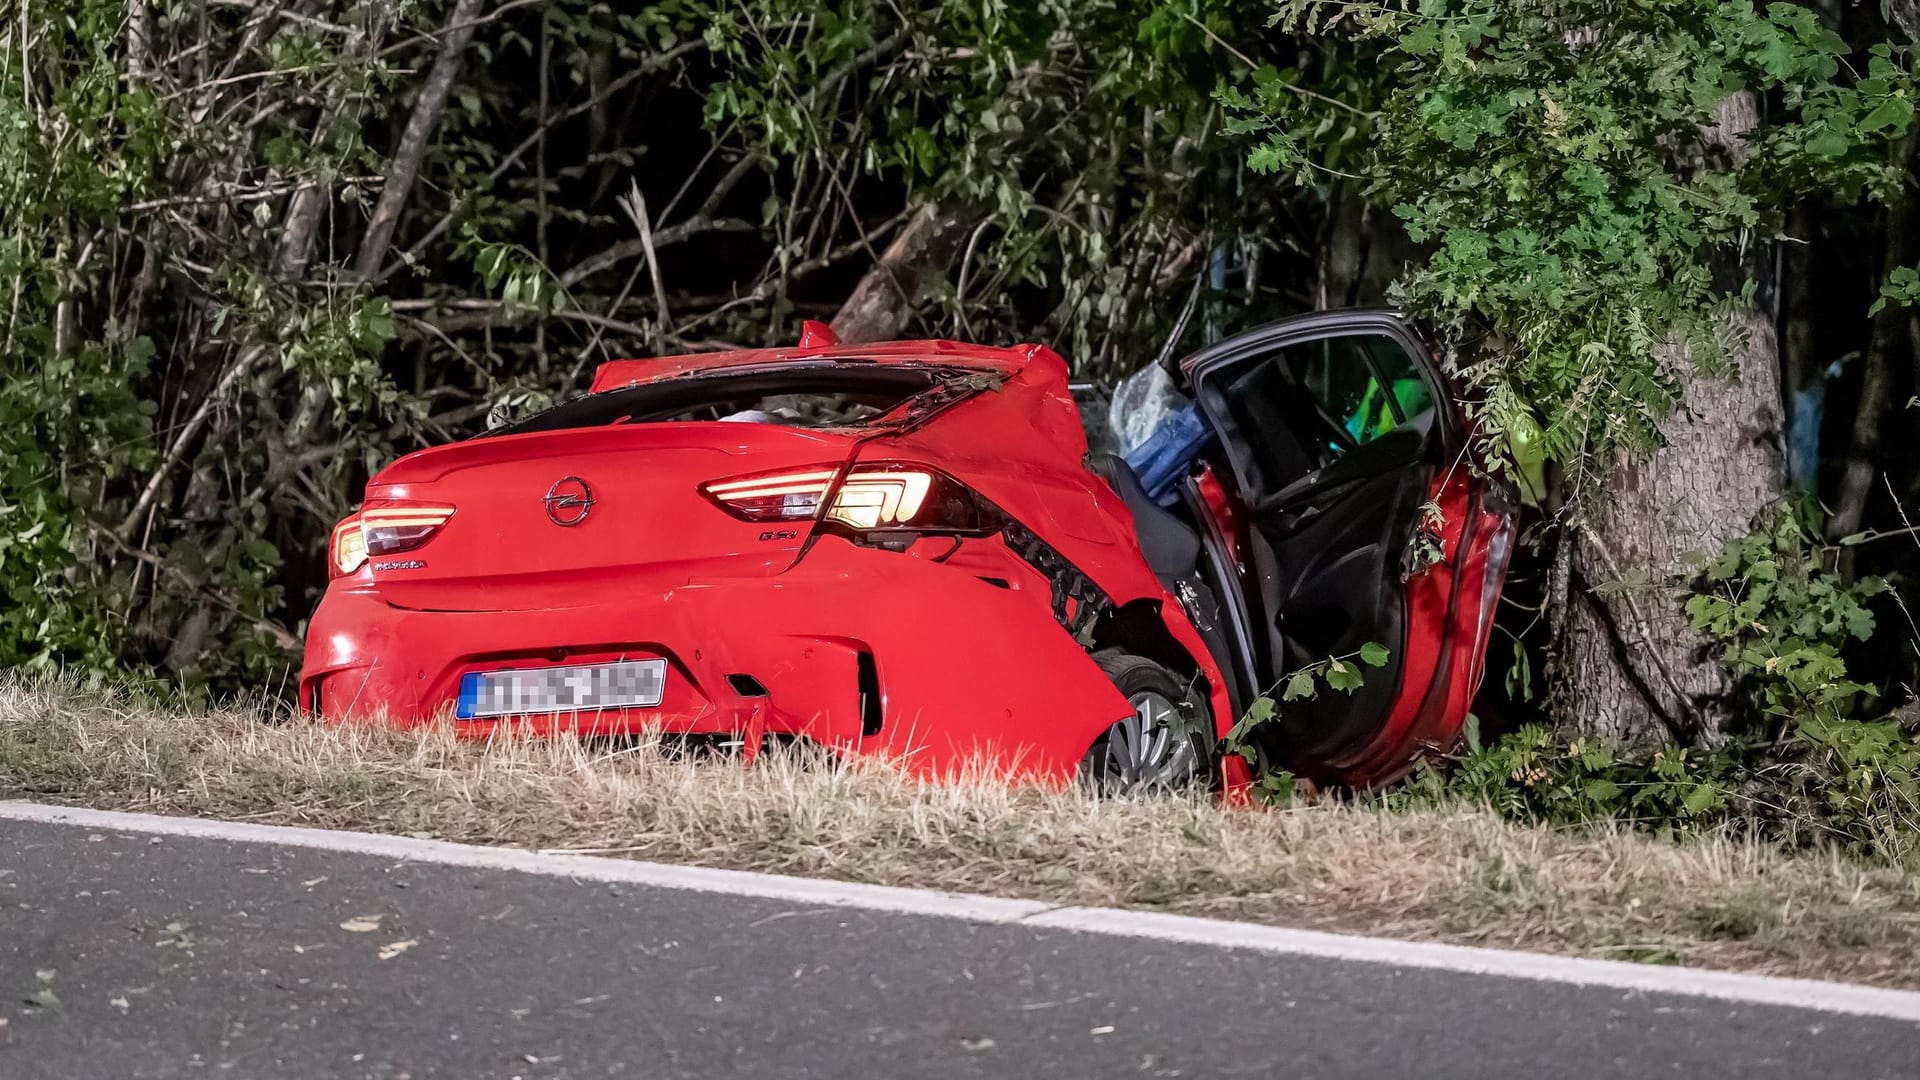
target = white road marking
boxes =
[6,800,1919,1023]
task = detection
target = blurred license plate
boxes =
[456,659,667,719]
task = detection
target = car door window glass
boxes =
[1212,333,1438,494]
[1301,336,1437,449]
[1354,335,1435,437]
[1299,338,1381,450]
[1217,356,1329,494]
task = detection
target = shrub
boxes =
[1392,506,1920,864]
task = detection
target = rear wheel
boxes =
[1080,650,1213,793]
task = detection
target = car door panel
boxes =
[1183,310,1493,782]
[1253,424,1426,519]
[1242,453,1433,765]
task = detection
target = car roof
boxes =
[589,337,1039,394]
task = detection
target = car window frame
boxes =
[1180,311,1458,506]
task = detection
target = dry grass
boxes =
[4,678,1919,988]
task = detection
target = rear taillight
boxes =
[700,463,987,534]
[700,469,840,522]
[829,470,933,530]
[330,514,367,578]
[327,503,456,579]
[361,504,456,555]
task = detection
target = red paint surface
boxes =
[302,336,1509,790]
[304,341,1231,783]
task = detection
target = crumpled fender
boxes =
[857,345,1250,792]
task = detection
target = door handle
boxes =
[1270,503,1324,536]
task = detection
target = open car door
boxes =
[1184,311,1515,786]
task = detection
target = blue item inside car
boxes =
[1123,401,1215,507]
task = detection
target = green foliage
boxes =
[699,0,1286,367]
[1,2,432,684]
[5,0,1919,802]
[1872,263,1920,315]
[1220,3,1920,849]
[1394,724,1743,831]
[0,0,1285,689]
[0,351,151,673]
[1395,710,1920,863]
[1684,508,1884,730]
[1794,709,1920,854]
[1231,1,1920,493]
[1223,641,1390,789]
[1396,510,1920,863]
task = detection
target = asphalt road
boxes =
[2,814,1916,1079]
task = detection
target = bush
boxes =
[1391,507,1920,864]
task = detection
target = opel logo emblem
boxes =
[543,476,594,527]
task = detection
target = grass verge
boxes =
[3,679,1918,988]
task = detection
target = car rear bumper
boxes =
[299,539,1136,781]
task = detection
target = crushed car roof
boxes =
[589,338,1044,394]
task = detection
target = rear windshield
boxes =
[490,365,952,437]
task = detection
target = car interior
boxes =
[491,366,955,435]
[1097,330,1445,768]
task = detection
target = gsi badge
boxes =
[543,476,594,526]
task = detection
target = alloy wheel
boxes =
[1095,689,1201,790]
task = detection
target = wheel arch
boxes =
[1088,599,1210,695]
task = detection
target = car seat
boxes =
[1088,454,1201,589]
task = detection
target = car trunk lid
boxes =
[361,422,860,612]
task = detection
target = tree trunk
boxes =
[1556,309,1786,741]
[1318,179,1416,310]
[828,204,967,344]
[354,0,489,279]
[1552,94,1787,742]
[1891,0,1920,42]
[1830,131,1918,541]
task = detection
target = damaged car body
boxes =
[301,310,1514,789]
[1122,310,1516,785]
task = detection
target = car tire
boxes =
[1080,649,1214,793]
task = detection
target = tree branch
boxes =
[557,218,757,290]
[91,522,302,651]
[353,0,488,279]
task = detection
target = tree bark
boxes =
[828,203,967,344]
[1317,179,1413,309]
[354,0,488,279]
[126,0,150,81]
[1891,0,1920,42]
[1318,180,1366,309]
[1556,309,1785,741]
[1553,94,1788,742]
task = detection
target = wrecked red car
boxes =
[300,310,1512,789]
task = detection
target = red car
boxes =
[301,311,1513,789]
